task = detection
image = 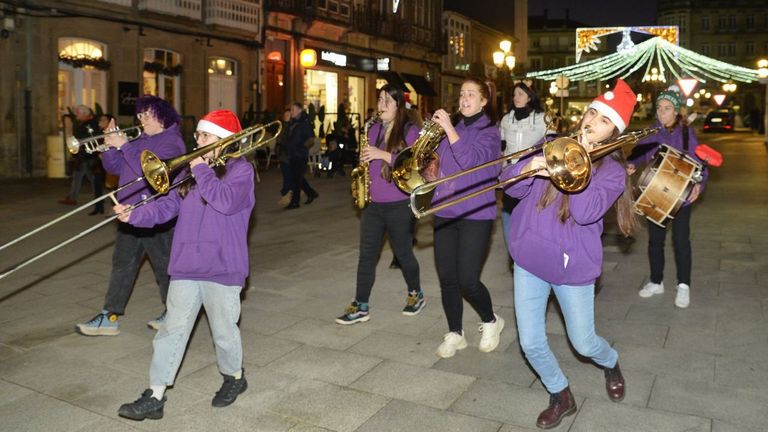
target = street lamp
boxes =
[758,59,768,144]
[492,39,516,111]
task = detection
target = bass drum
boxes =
[633,144,702,228]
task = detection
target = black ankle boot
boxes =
[118,389,165,421]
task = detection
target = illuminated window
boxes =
[143,48,182,111]
[57,38,107,116]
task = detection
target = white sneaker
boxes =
[436,331,467,358]
[638,281,664,298]
[675,283,690,308]
[478,314,505,353]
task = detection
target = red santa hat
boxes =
[196,110,242,139]
[587,79,636,133]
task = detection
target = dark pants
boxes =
[93,170,105,213]
[648,204,692,285]
[289,156,317,206]
[356,200,421,303]
[434,216,496,332]
[279,159,292,196]
[103,222,173,315]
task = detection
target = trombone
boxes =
[409,127,659,219]
[0,121,281,281]
[67,125,143,154]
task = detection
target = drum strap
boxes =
[682,125,689,152]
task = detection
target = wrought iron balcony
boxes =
[97,0,132,6]
[206,0,263,33]
[138,0,202,21]
[265,0,351,26]
[352,7,439,51]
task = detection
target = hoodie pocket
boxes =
[170,241,226,276]
[514,228,568,281]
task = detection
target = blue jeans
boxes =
[149,280,243,386]
[514,264,617,393]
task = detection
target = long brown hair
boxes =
[536,119,639,236]
[378,84,410,181]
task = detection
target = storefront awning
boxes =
[400,73,437,96]
[378,71,409,93]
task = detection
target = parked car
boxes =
[703,109,735,133]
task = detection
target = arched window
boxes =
[207,57,238,112]
[143,48,182,111]
[57,38,108,115]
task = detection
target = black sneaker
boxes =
[118,389,165,421]
[335,301,370,325]
[212,373,248,407]
[402,291,426,316]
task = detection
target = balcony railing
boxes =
[98,0,132,6]
[138,0,202,20]
[206,0,262,33]
[266,0,351,26]
[352,7,438,50]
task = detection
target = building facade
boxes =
[0,0,264,178]
[441,10,515,112]
[264,0,443,135]
[657,0,768,118]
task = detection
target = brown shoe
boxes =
[58,197,77,205]
[536,386,576,429]
[604,362,625,402]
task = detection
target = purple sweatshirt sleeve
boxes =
[128,190,181,228]
[501,154,536,199]
[686,127,708,191]
[446,126,500,171]
[568,159,626,225]
[100,148,124,175]
[192,160,255,215]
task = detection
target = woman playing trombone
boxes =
[77,95,186,336]
[503,80,640,429]
[115,110,254,419]
[430,77,505,359]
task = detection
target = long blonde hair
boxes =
[536,121,639,236]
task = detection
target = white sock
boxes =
[232,370,242,380]
[150,385,166,400]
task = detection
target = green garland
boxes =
[143,61,184,76]
[58,55,111,71]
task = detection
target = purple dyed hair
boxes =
[135,95,181,128]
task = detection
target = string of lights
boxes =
[528,37,761,84]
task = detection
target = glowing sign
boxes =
[321,50,347,67]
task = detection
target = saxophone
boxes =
[350,113,380,209]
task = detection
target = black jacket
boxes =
[285,111,314,159]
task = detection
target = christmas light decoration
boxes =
[528,37,761,84]
[576,26,678,62]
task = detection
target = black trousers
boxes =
[289,156,317,205]
[434,216,496,333]
[356,200,421,303]
[103,222,173,315]
[648,204,692,285]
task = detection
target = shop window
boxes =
[143,48,182,111]
[304,69,338,134]
[57,38,108,116]
[208,57,238,112]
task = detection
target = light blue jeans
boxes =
[150,280,243,386]
[514,264,618,394]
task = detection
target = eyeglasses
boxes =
[136,111,150,121]
[193,131,218,141]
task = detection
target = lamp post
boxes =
[757,59,768,144]
[493,39,515,111]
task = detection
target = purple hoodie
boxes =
[101,124,186,205]
[367,122,419,203]
[432,114,501,220]
[128,158,255,287]
[630,120,709,202]
[502,154,626,285]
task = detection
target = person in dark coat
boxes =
[284,102,319,209]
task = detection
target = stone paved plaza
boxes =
[0,132,767,431]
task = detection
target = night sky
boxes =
[527,0,658,27]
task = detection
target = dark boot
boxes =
[536,386,576,429]
[212,372,248,407]
[604,362,625,402]
[118,389,165,421]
